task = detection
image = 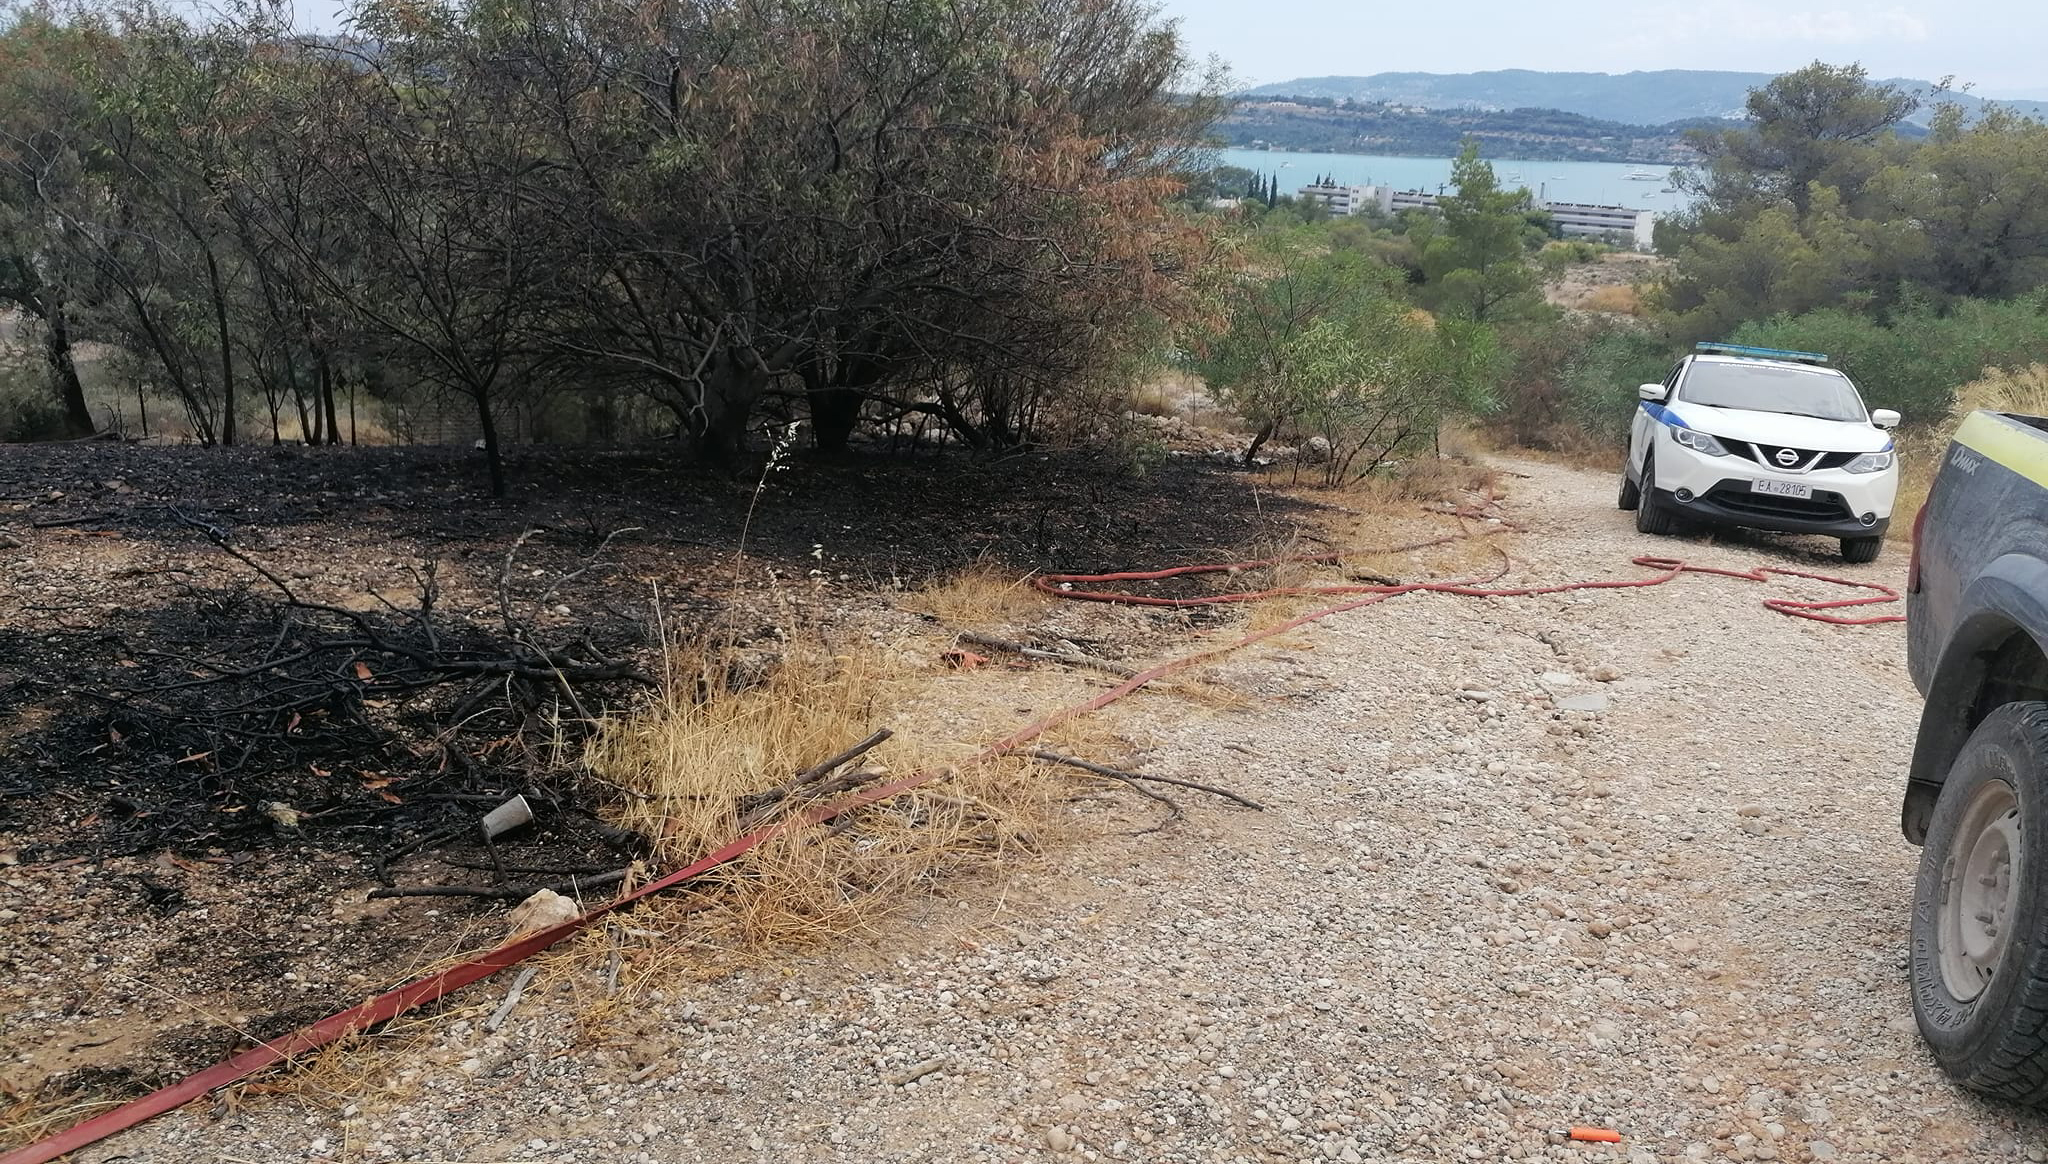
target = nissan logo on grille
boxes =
[1774,447,1800,467]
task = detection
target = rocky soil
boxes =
[64,457,2048,1163]
[1545,252,1668,312]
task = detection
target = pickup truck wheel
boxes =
[1617,464,1640,511]
[1633,454,1676,536]
[1842,536,1883,564]
[1911,702,2048,1104]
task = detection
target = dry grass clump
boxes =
[583,633,1052,948]
[1578,284,1645,316]
[1354,454,1499,505]
[909,559,1048,627]
[1889,425,1945,525]
[1956,363,2048,419]
[1129,380,1179,418]
[1127,369,1242,430]
[1225,530,1330,633]
[0,1094,123,1156]
[1889,363,2048,522]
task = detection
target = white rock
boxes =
[506,888,581,934]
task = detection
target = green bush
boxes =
[0,365,71,442]
[1495,316,1671,448]
[1561,327,1673,437]
[1731,293,2048,425]
[1541,239,1604,265]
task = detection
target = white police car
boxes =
[1620,343,1901,562]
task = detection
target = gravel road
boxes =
[81,457,2048,1164]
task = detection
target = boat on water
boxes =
[1624,168,1663,181]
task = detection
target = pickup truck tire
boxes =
[1617,466,1640,511]
[1841,536,1883,564]
[1911,702,2048,1104]
[1633,454,1677,536]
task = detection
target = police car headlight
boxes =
[1843,450,1894,474]
[1670,426,1729,457]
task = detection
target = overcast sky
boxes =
[277,0,2045,98]
[1160,0,2048,97]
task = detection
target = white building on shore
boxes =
[1295,181,1657,251]
[1291,182,1377,217]
[1542,201,1658,250]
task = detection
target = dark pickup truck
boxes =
[1904,410,2048,1102]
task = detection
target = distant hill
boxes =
[1220,98,1726,163]
[1244,70,2048,127]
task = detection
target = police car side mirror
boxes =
[1638,383,1666,401]
[1871,409,1901,429]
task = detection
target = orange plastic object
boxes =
[1559,1127,1623,1143]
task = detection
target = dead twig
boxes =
[886,1056,950,1087]
[737,728,894,828]
[483,966,537,1032]
[957,631,1137,678]
[441,859,620,876]
[366,867,633,901]
[1099,773,1183,834]
[795,728,894,782]
[1029,750,1266,811]
[374,824,465,886]
[31,512,116,529]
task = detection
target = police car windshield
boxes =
[1677,361,1867,422]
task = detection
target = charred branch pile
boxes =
[64,517,654,854]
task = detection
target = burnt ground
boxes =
[0,438,1315,1131]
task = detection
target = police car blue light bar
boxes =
[1694,342,1831,365]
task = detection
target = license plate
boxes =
[1751,479,1813,499]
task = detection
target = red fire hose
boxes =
[0,535,1901,1164]
[1032,539,1905,626]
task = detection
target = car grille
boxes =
[1704,482,1855,521]
[1715,438,1858,472]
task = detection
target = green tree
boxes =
[1663,191,1875,341]
[1,0,1227,474]
[1884,106,2048,299]
[0,11,98,436]
[1659,65,1931,337]
[1194,236,1385,463]
[1681,62,1918,221]
[1194,229,1497,478]
[1417,142,1546,324]
[1290,307,1497,483]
